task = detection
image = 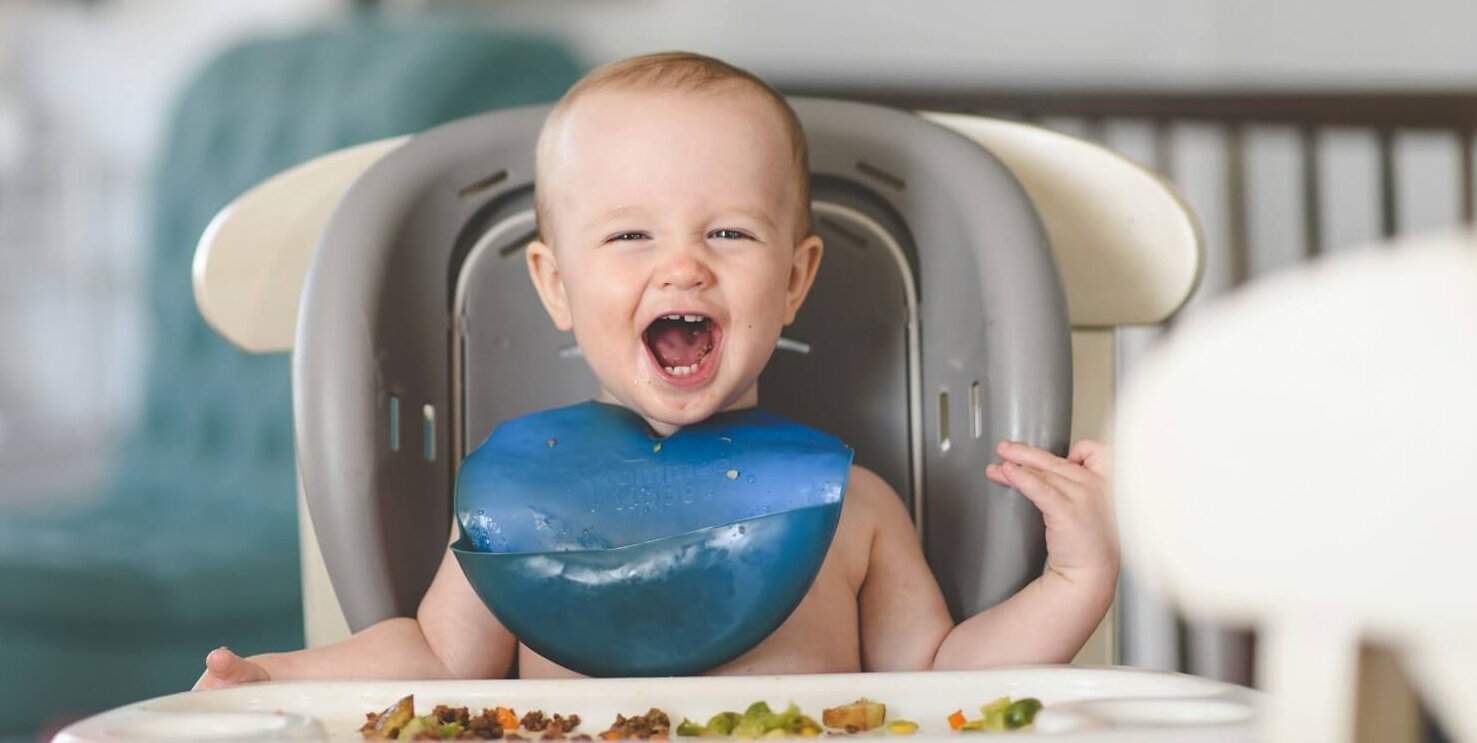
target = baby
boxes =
[197,51,1116,686]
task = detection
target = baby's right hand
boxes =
[193,647,271,690]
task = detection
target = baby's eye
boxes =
[606,231,649,243]
[709,228,752,241]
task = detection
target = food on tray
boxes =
[677,701,820,738]
[674,699,913,738]
[361,695,942,740]
[495,708,520,731]
[598,708,671,739]
[361,695,416,738]
[882,720,918,735]
[820,699,885,732]
[523,710,583,734]
[945,697,1043,733]
[360,695,587,740]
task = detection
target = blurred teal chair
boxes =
[0,22,580,738]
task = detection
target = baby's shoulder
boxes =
[840,462,880,497]
[843,465,906,512]
[837,465,911,540]
[829,465,913,587]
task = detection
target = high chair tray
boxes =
[56,666,1258,741]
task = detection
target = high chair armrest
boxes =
[925,114,1202,328]
[193,136,408,353]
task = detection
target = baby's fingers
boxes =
[194,647,268,690]
[1067,439,1113,478]
[994,462,1072,515]
[996,440,1088,485]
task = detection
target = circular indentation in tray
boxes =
[1076,697,1254,726]
[1030,709,1100,733]
[103,711,322,739]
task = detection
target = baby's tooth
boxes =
[683,314,701,322]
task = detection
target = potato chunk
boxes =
[820,699,885,732]
[360,694,416,739]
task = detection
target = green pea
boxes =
[1003,698,1043,729]
[743,702,772,722]
[766,703,801,733]
[706,711,741,736]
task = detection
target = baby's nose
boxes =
[655,247,714,290]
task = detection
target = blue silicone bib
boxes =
[452,401,852,676]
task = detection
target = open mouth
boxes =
[643,314,721,384]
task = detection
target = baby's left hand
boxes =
[986,440,1118,586]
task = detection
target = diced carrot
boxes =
[495,707,519,730]
[947,710,966,731]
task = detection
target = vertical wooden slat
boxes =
[1153,119,1177,180]
[1175,615,1193,674]
[1084,115,1106,144]
[1301,127,1324,259]
[1226,124,1251,286]
[1355,645,1423,743]
[1069,330,1118,666]
[1460,128,1475,226]
[1378,129,1399,239]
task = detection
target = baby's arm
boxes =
[195,541,517,688]
[933,440,1118,667]
[857,440,1118,670]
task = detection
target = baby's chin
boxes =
[600,379,759,435]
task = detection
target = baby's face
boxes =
[527,87,822,434]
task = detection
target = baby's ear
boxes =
[783,234,824,324]
[526,240,574,331]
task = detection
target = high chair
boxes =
[55,98,1269,743]
[1115,229,1477,743]
[191,102,1201,664]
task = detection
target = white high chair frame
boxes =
[192,111,1202,665]
[1114,229,1477,743]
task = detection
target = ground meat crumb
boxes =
[464,709,503,740]
[521,711,549,732]
[601,709,671,739]
[434,705,472,727]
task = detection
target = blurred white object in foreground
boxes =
[1116,229,1477,743]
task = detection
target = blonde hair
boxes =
[534,51,812,242]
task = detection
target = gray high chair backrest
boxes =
[292,98,1073,630]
